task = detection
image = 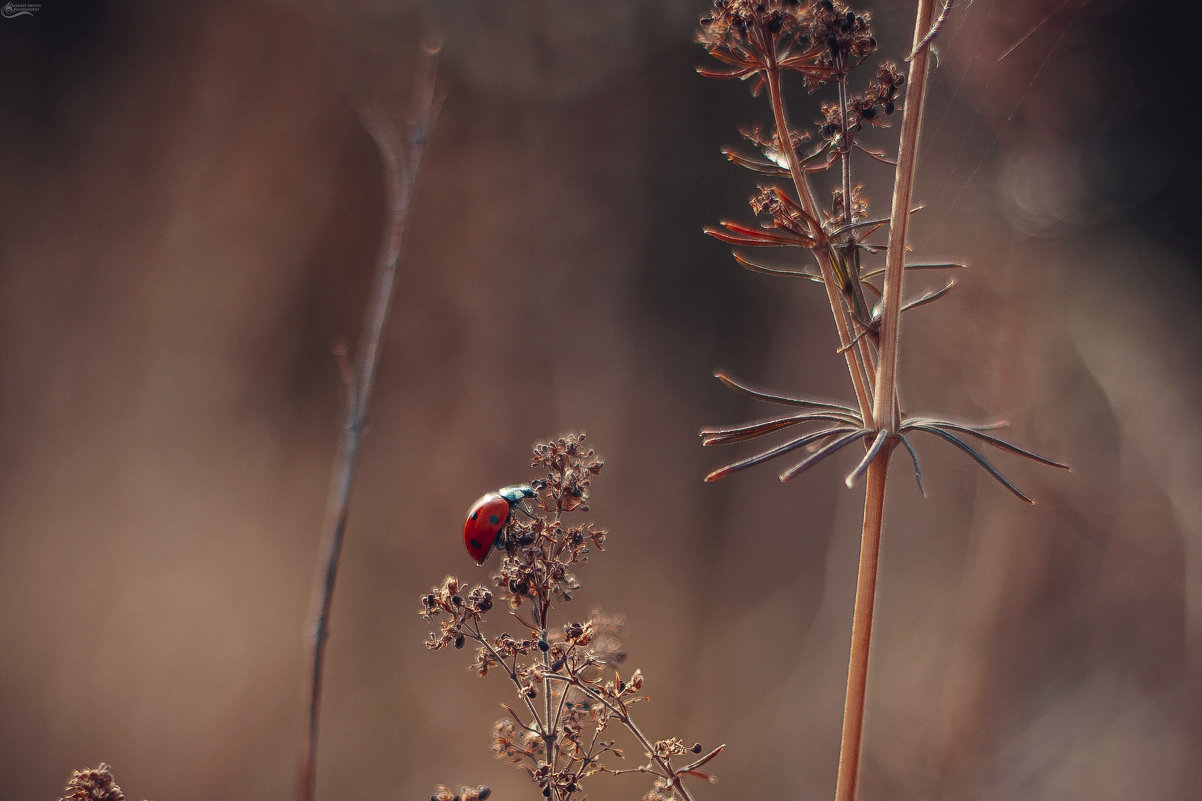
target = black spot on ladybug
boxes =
[489,514,500,524]
[469,538,481,548]
[470,511,478,520]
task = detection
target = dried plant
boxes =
[299,45,443,801]
[421,434,722,801]
[57,764,131,801]
[695,2,1067,800]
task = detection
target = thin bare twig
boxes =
[298,45,442,801]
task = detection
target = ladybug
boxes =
[463,484,537,564]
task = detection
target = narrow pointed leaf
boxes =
[795,143,837,173]
[697,65,756,80]
[853,220,888,241]
[900,280,956,313]
[897,433,926,496]
[704,426,855,482]
[796,140,835,165]
[861,262,967,281]
[706,231,800,248]
[732,251,823,281]
[778,429,869,482]
[844,430,891,488]
[909,420,1069,468]
[721,147,789,175]
[902,416,1009,432]
[701,410,864,445]
[829,215,892,238]
[706,221,814,247]
[836,327,871,354]
[904,261,968,270]
[713,371,862,416]
[854,142,897,165]
[703,50,754,68]
[679,743,726,773]
[909,425,1035,504]
[777,41,829,64]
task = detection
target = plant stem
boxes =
[873,0,936,432]
[471,622,549,736]
[832,2,938,799]
[298,48,441,801]
[833,455,888,801]
[546,675,697,801]
[538,538,559,788]
[763,50,875,426]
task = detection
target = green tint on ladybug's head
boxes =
[498,484,537,504]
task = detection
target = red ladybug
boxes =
[463,484,536,564]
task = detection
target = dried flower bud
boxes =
[59,764,126,801]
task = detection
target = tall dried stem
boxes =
[697,5,1065,797]
[833,2,937,800]
[297,47,441,801]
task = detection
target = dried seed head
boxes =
[831,184,869,223]
[59,764,125,801]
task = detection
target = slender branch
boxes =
[543,673,697,801]
[874,0,937,433]
[837,63,855,235]
[763,45,875,426]
[471,622,549,733]
[833,3,938,801]
[532,504,565,791]
[298,46,442,801]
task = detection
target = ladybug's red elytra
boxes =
[463,484,537,564]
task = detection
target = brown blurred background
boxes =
[1,1,1199,800]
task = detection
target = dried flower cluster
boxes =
[421,434,721,801]
[696,0,1066,499]
[57,764,128,801]
[430,784,492,801]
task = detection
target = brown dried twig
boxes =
[297,44,443,801]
